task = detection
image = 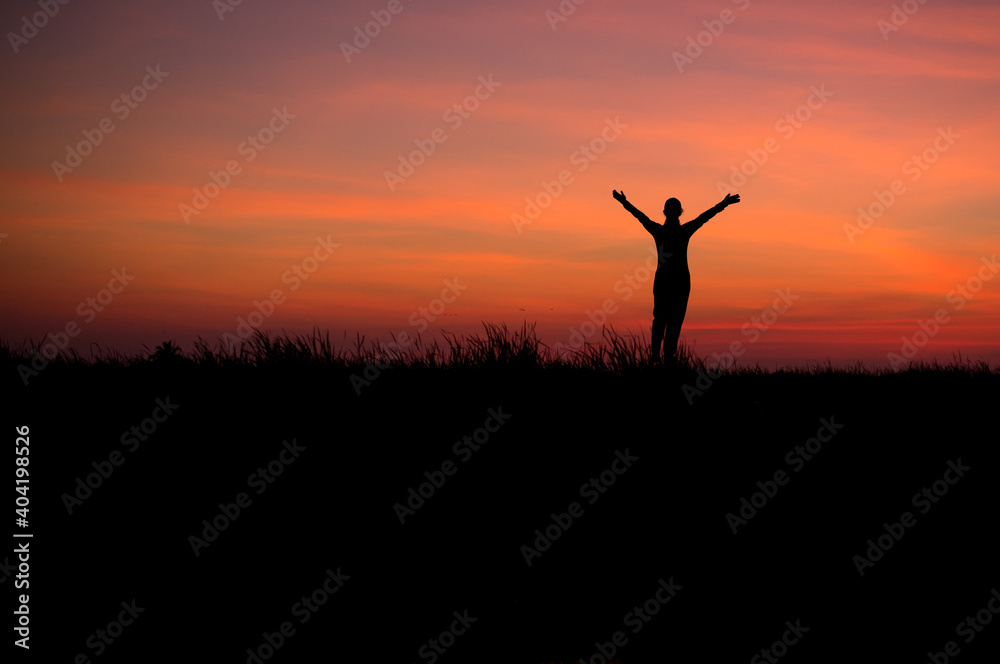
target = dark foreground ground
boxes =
[5,332,999,663]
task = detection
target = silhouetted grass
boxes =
[2,322,996,378]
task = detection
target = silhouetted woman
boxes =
[612,189,740,361]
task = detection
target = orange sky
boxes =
[2,0,998,368]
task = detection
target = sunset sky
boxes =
[2,0,998,368]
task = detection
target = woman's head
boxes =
[663,198,683,219]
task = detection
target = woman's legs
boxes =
[663,308,686,358]
[652,276,691,361]
[651,317,666,361]
[663,288,690,359]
